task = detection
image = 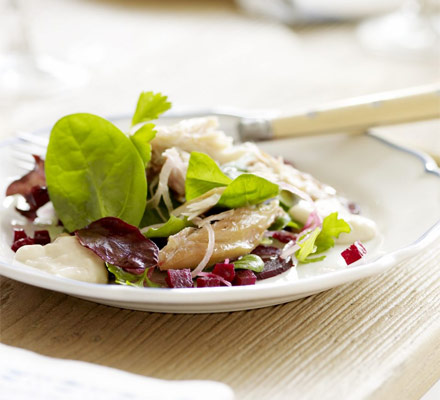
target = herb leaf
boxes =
[130,123,156,167]
[131,92,171,126]
[315,212,351,254]
[233,254,265,273]
[185,152,232,201]
[295,213,351,263]
[144,215,193,238]
[296,227,321,262]
[46,114,147,232]
[217,174,279,209]
[107,264,160,288]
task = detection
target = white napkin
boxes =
[0,344,235,400]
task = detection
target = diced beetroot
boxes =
[11,228,52,252]
[271,230,298,244]
[251,245,281,260]
[165,269,194,288]
[256,256,294,280]
[13,229,27,242]
[212,262,235,282]
[34,230,51,246]
[11,237,35,252]
[341,241,367,265]
[196,275,221,288]
[232,269,257,286]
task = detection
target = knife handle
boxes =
[239,84,440,141]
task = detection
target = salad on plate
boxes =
[4,92,378,289]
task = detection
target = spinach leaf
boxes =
[144,215,193,238]
[233,254,265,273]
[185,152,232,201]
[45,113,147,232]
[130,123,156,167]
[217,174,279,209]
[131,92,171,126]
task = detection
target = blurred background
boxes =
[0,0,439,159]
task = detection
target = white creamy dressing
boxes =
[13,235,108,284]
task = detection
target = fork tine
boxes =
[16,131,49,147]
[10,131,49,171]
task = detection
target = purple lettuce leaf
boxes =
[75,217,159,274]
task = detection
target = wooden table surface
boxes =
[1,1,439,399]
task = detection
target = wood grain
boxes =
[1,238,439,400]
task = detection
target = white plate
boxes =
[1,116,439,313]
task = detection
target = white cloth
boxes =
[0,344,235,400]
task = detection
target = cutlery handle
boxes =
[239,84,440,141]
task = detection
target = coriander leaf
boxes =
[296,227,321,262]
[233,254,265,273]
[314,212,351,254]
[217,174,279,209]
[131,92,171,126]
[130,123,156,167]
[107,264,160,288]
[46,114,147,232]
[185,152,232,201]
[144,215,193,238]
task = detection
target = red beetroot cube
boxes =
[13,229,27,242]
[341,241,367,265]
[166,269,194,288]
[34,230,51,246]
[272,231,297,244]
[212,262,235,282]
[232,270,257,286]
[11,237,35,252]
[196,275,221,287]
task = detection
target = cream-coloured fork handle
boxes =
[239,84,440,141]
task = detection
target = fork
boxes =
[11,84,440,171]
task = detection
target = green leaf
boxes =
[295,213,351,263]
[233,254,265,273]
[131,92,171,126]
[130,123,156,167]
[46,113,147,232]
[217,174,279,209]
[260,236,273,246]
[144,215,193,238]
[296,227,321,262]
[315,212,351,254]
[287,220,302,230]
[269,212,301,231]
[185,152,232,201]
[279,189,298,211]
[269,213,291,231]
[107,264,160,288]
